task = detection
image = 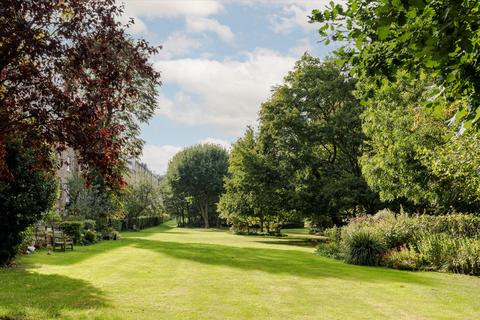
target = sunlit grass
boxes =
[1,221,479,319]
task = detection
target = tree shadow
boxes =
[130,238,438,286]
[24,224,173,267]
[0,269,106,318]
[255,238,325,248]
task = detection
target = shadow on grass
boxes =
[130,238,436,286]
[0,269,106,318]
[255,238,325,248]
[23,225,440,288]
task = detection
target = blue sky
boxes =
[119,0,336,173]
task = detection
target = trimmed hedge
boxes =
[123,216,163,231]
[58,221,84,244]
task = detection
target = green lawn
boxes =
[1,222,480,319]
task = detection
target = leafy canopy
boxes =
[311,0,480,127]
[0,0,160,185]
[163,144,229,228]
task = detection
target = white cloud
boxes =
[154,48,297,135]
[236,0,338,34]
[140,144,183,175]
[289,37,313,57]
[186,17,234,43]
[200,138,232,150]
[119,0,223,18]
[158,32,202,59]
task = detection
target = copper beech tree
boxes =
[0,0,160,265]
[0,0,161,185]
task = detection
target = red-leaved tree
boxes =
[0,0,161,186]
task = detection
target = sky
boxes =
[119,0,337,174]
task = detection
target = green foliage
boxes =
[425,130,480,205]
[59,221,84,244]
[317,226,344,259]
[344,228,386,266]
[83,220,96,231]
[221,54,380,232]
[417,233,456,271]
[448,238,480,275]
[0,136,57,265]
[258,55,380,225]
[163,144,229,228]
[311,0,480,125]
[127,216,163,230]
[316,241,344,260]
[383,246,422,271]
[66,172,124,231]
[419,214,480,239]
[326,210,480,274]
[123,178,163,230]
[82,230,98,245]
[18,227,34,255]
[218,128,286,234]
[360,74,480,212]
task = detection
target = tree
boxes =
[257,54,379,227]
[0,135,57,265]
[163,144,229,228]
[218,128,286,234]
[123,178,162,229]
[66,172,124,231]
[360,73,480,213]
[310,0,480,127]
[1,0,160,185]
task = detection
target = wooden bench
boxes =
[52,230,74,252]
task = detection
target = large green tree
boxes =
[221,54,380,231]
[311,0,480,127]
[163,144,229,228]
[218,128,286,234]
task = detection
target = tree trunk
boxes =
[202,201,209,228]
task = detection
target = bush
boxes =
[324,226,342,243]
[382,215,421,250]
[416,233,456,271]
[344,229,386,266]
[419,214,480,239]
[58,221,84,244]
[316,241,344,259]
[83,219,96,231]
[383,246,422,270]
[82,229,98,245]
[18,227,34,254]
[449,238,480,275]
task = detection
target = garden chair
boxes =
[52,229,74,252]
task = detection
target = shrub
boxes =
[83,219,96,231]
[18,227,34,254]
[447,238,480,275]
[324,226,342,243]
[82,229,98,245]
[417,233,456,271]
[383,246,422,270]
[420,214,480,239]
[58,221,84,244]
[316,241,344,259]
[344,229,386,266]
[381,215,421,250]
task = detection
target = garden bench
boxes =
[52,230,74,252]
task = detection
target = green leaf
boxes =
[377,26,390,40]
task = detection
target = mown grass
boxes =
[1,221,479,319]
